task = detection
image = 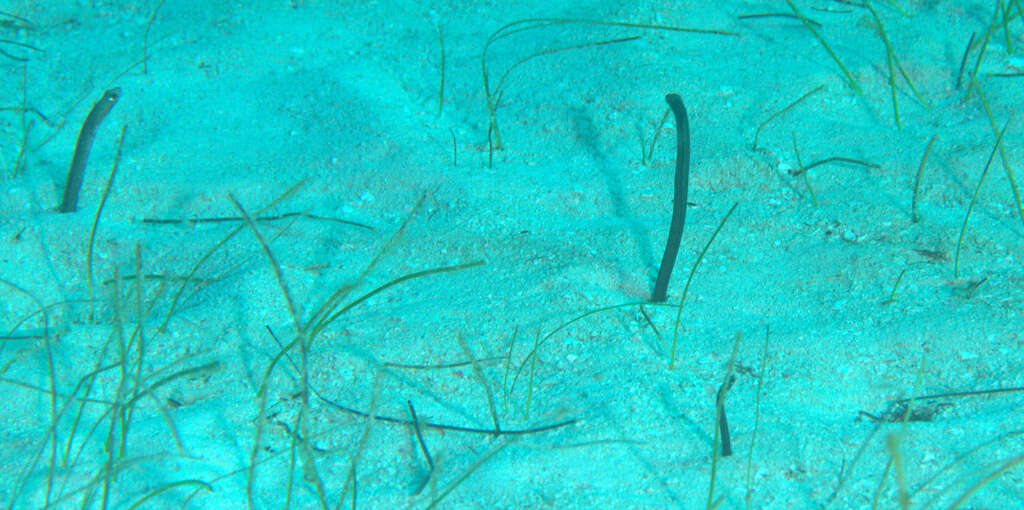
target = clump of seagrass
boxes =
[231,190,577,507]
[2,248,219,509]
[481,17,738,151]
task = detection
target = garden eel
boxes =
[59,87,121,213]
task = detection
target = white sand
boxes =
[1,1,1022,508]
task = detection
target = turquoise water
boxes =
[1,1,1022,508]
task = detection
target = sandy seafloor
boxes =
[1,0,1023,508]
